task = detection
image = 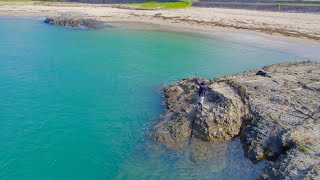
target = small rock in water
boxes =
[44,15,109,29]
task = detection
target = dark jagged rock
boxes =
[151,61,320,179]
[256,70,271,77]
[44,15,108,29]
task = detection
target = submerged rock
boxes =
[44,15,108,29]
[151,61,320,179]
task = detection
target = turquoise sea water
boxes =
[0,18,317,180]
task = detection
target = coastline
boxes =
[0,3,319,179]
[0,2,320,42]
[151,61,320,179]
[112,21,320,60]
[2,17,320,61]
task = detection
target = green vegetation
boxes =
[0,0,191,8]
[123,1,192,9]
[298,146,308,153]
[268,114,274,120]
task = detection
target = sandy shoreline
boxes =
[0,2,320,42]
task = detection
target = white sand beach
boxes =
[0,2,320,43]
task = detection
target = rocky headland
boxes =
[151,61,320,179]
[44,14,108,29]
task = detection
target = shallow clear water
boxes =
[0,18,315,179]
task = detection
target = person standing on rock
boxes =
[197,80,208,111]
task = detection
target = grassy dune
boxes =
[0,0,191,9]
[123,1,192,9]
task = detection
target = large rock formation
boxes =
[152,77,248,149]
[151,61,320,179]
[44,14,108,29]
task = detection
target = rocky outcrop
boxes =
[151,61,320,179]
[261,141,320,179]
[44,15,108,29]
[152,78,247,149]
[238,62,320,163]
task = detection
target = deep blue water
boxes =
[0,18,315,179]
